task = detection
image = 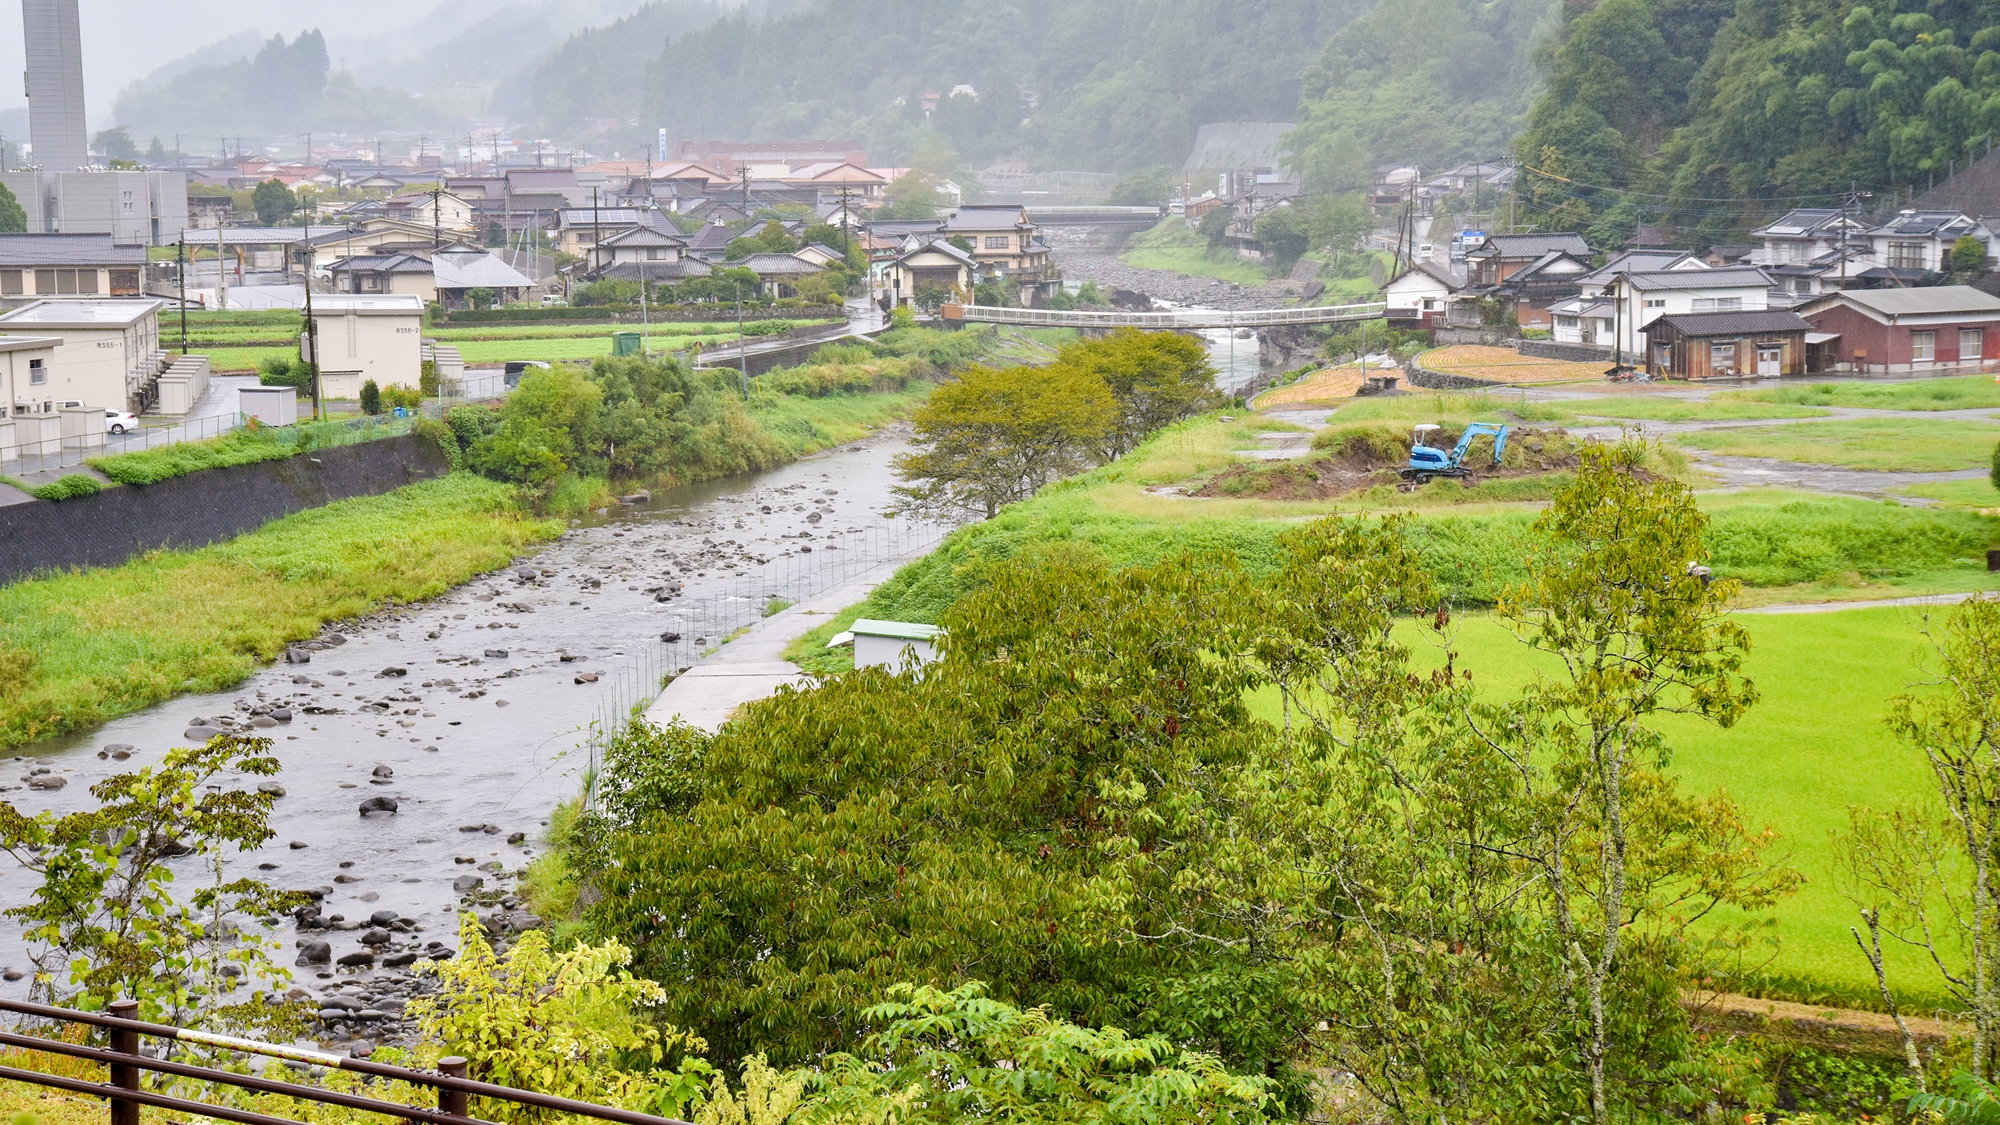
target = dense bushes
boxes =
[89,430,295,485]
[28,474,104,501]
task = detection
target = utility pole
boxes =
[176,238,187,354]
[837,185,854,255]
[591,186,601,278]
[740,166,751,221]
[432,184,442,251]
[303,220,321,421]
[736,278,748,396]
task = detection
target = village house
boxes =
[1601,266,1777,359]
[1797,285,2000,374]
[1640,310,1812,378]
[1551,250,1705,348]
[1382,261,1471,329]
[433,245,537,307]
[1463,232,1592,287]
[300,293,426,398]
[0,233,146,299]
[327,253,436,301]
[0,298,164,413]
[735,252,827,299]
[1492,248,1594,329]
[885,240,975,308]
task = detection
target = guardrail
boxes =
[941,302,1388,330]
[0,996,692,1125]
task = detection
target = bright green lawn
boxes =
[196,346,295,373]
[1675,417,2000,471]
[1559,396,1830,422]
[751,383,934,456]
[1719,374,2000,412]
[447,334,738,365]
[1241,605,1963,1010]
[1120,218,1271,285]
[1893,478,2000,509]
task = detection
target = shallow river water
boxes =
[0,429,931,1047]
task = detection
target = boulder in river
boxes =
[371,764,394,779]
[257,782,287,797]
[369,910,400,926]
[336,951,375,967]
[286,647,311,664]
[357,796,399,816]
[483,649,508,659]
[376,666,407,678]
[453,875,484,893]
[381,952,421,968]
[296,941,331,965]
[358,928,392,946]
[26,775,66,790]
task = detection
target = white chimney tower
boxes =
[22,0,87,171]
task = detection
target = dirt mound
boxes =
[1195,426,1583,501]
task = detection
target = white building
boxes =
[0,336,66,433]
[0,298,163,412]
[1552,251,1704,348]
[1600,266,1776,359]
[301,293,426,399]
[0,171,189,246]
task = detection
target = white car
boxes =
[105,409,137,434]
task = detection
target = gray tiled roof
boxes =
[1646,310,1812,336]
[1814,284,2000,317]
[1622,266,1773,290]
[0,234,146,266]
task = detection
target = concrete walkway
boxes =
[643,547,925,732]
[1738,591,1988,614]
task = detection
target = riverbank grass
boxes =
[1718,373,2000,411]
[1119,218,1271,285]
[0,474,560,749]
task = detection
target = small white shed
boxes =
[833,619,942,670]
[238,385,299,426]
[301,293,426,400]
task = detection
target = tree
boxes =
[251,178,298,226]
[465,286,496,310]
[1198,206,1231,252]
[880,172,949,220]
[0,181,28,234]
[145,136,167,163]
[1955,235,1989,275]
[1992,439,2000,492]
[891,361,1117,519]
[726,220,799,259]
[358,379,382,415]
[1053,327,1219,458]
[1842,596,2000,1079]
[1254,206,1310,273]
[1108,166,1174,207]
[92,126,139,162]
[1486,443,1772,1124]
[0,735,302,1029]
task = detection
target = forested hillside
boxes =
[111,31,436,136]
[1288,0,1557,191]
[532,0,1372,169]
[1513,0,2000,245]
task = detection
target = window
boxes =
[1556,315,1579,328]
[1644,298,1666,308]
[76,270,96,295]
[33,269,54,293]
[1963,328,1984,360]
[1887,241,1928,270]
[983,236,1009,249]
[109,268,139,294]
[1792,278,1811,294]
[1692,296,1744,311]
[28,359,44,385]
[0,270,19,296]
[1710,342,1737,369]
[1912,330,1935,361]
[648,248,663,260]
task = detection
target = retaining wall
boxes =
[1404,362,1507,390]
[0,433,451,584]
[1434,327,1518,348]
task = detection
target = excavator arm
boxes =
[1449,423,1509,468]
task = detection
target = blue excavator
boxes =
[1401,422,1509,483]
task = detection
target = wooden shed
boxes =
[1641,310,1811,379]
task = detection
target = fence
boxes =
[945,302,1388,330]
[580,512,953,765]
[0,996,691,1125]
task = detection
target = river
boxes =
[0,429,930,1050]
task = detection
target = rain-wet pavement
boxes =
[0,426,933,1052]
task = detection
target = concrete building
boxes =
[0,297,163,412]
[0,171,189,245]
[0,335,63,425]
[22,0,87,172]
[301,293,425,398]
[1798,286,2000,374]
[0,232,146,298]
[1600,266,1777,359]
[844,619,941,669]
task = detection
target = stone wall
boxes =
[1404,362,1506,390]
[1434,327,1518,348]
[0,433,451,584]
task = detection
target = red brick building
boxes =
[1798,286,2000,374]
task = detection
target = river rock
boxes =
[358,928,392,946]
[286,647,311,664]
[376,666,407,678]
[270,708,292,722]
[453,875,483,893]
[574,672,599,684]
[507,832,526,844]
[257,782,286,797]
[349,1041,374,1059]
[483,649,508,658]
[325,634,347,646]
[26,775,66,790]
[371,765,394,779]
[184,726,217,742]
[381,952,421,968]
[369,910,400,926]
[336,951,375,967]
[357,796,399,816]
[660,632,681,643]
[289,840,308,849]
[296,941,331,965]
[103,744,133,759]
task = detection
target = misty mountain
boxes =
[532,0,1372,169]
[108,31,439,141]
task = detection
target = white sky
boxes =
[0,0,455,124]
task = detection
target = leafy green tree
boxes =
[879,172,949,220]
[0,735,302,1029]
[892,360,1117,518]
[1992,439,2000,492]
[1108,166,1174,207]
[465,286,497,310]
[1254,206,1310,273]
[1954,235,1989,275]
[0,180,30,233]
[727,220,800,259]
[251,178,298,226]
[358,378,382,415]
[145,136,167,163]
[92,126,139,162]
[1053,327,1218,458]
[1198,206,1231,251]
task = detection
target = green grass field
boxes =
[1559,396,1831,422]
[0,474,559,749]
[1719,374,2000,412]
[1675,416,2000,471]
[1120,218,1272,286]
[1894,478,2000,509]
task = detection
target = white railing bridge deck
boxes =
[944,302,1387,330]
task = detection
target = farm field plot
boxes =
[1254,366,1373,407]
[1420,345,1611,384]
[1674,416,2000,471]
[1894,478,2000,509]
[1719,373,2000,411]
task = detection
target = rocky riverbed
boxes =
[1044,225,1305,310]
[0,427,930,1056]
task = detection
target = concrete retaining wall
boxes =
[1434,327,1518,348]
[1405,363,1506,390]
[0,433,451,584]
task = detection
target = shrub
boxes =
[1991,438,1999,491]
[90,430,290,485]
[29,474,103,501]
[382,385,424,411]
[359,380,382,415]
[420,359,439,396]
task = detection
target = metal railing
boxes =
[943,301,1388,330]
[0,997,690,1125]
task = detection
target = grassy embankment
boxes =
[1119,218,1274,286]
[0,475,559,748]
[1719,373,2000,411]
[782,404,2000,1012]
[1675,416,2000,471]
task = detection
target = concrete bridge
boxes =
[941,301,1387,330]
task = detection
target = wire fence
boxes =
[579,512,954,774]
